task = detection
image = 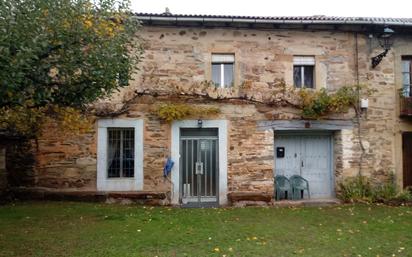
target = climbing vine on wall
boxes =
[153,103,220,123]
[297,85,372,119]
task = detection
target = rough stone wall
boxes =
[356,35,397,183]
[6,25,409,196]
[392,35,412,187]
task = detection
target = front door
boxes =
[180,128,219,207]
[402,132,412,188]
[275,134,333,199]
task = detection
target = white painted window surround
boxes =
[171,120,228,205]
[97,119,143,191]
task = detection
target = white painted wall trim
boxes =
[97,119,144,191]
[171,120,228,205]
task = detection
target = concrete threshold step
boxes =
[272,198,341,207]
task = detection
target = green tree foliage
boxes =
[0,0,142,136]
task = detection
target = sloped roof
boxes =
[135,13,412,27]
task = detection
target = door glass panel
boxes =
[211,140,217,196]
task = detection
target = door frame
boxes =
[274,130,335,198]
[171,120,228,206]
[402,132,412,188]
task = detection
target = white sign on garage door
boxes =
[274,134,334,199]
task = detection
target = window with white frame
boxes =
[402,57,412,97]
[97,119,143,191]
[293,56,315,89]
[211,54,234,88]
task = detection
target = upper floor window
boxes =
[293,56,315,89]
[402,57,412,97]
[212,54,234,88]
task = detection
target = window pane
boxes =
[304,66,314,88]
[223,63,234,88]
[108,129,121,178]
[107,128,135,178]
[122,128,135,178]
[403,73,411,85]
[212,64,221,87]
[403,84,411,97]
[402,60,410,73]
[293,66,302,88]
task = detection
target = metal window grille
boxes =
[107,128,135,178]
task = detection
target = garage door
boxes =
[274,134,334,199]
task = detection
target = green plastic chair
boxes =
[274,175,292,201]
[290,175,310,200]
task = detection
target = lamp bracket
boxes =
[371,49,389,69]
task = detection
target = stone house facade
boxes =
[4,14,412,206]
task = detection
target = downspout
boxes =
[354,32,366,177]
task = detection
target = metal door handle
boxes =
[195,162,203,175]
[301,160,304,167]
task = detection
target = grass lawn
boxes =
[0,202,411,257]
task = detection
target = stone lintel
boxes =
[257,119,353,131]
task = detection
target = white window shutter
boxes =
[212,54,234,63]
[293,56,315,65]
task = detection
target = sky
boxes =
[131,0,412,18]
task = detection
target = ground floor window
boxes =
[107,128,135,178]
[97,119,143,191]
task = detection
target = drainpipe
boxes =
[354,32,366,177]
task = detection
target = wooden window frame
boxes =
[402,57,412,97]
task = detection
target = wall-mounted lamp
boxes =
[371,27,395,69]
[197,119,203,128]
